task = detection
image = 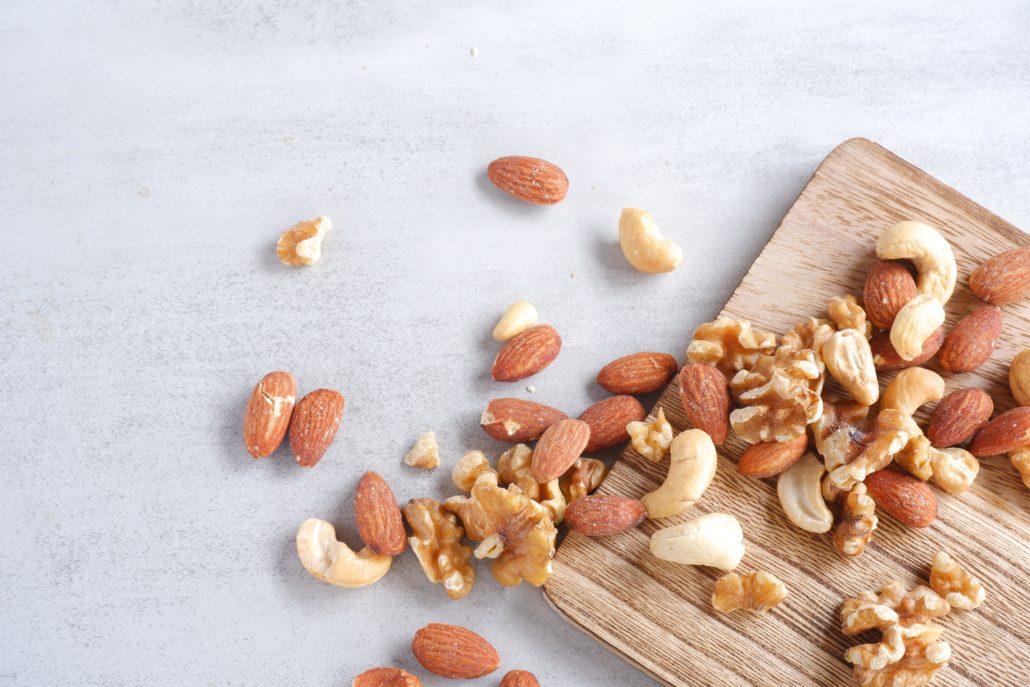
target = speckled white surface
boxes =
[2,2,1029,685]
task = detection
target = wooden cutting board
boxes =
[543,138,1030,687]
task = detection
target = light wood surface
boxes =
[544,138,1030,687]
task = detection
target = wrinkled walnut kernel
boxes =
[712,571,787,613]
[627,407,674,462]
[850,623,950,687]
[560,458,607,503]
[403,498,475,600]
[404,431,439,470]
[277,216,330,266]
[832,482,878,557]
[686,317,777,376]
[829,294,873,338]
[496,443,566,523]
[730,346,824,443]
[929,550,985,611]
[827,409,910,488]
[452,450,498,492]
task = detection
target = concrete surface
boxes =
[2,1,1029,685]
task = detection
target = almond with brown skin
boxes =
[491,324,562,382]
[678,364,731,444]
[565,495,647,536]
[243,371,296,458]
[531,418,591,482]
[597,352,679,394]
[927,388,994,448]
[969,247,1030,305]
[355,471,406,556]
[578,395,646,452]
[737,434,808,478]
[969,406,1030,456]
[500,670,542,687]
[289,388,345,467]
[870,326,944,372]
[352,667,421,687]
[937,306,1003,373]
[411,623,500,679]
[481,398,567,442]
[864,468,938,528]
[863,259,918,329]
[487,156,568,205]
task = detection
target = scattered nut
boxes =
[930,550,985,610]
[927,388,993,448]
[355,471,407,556]
[937,306,1003,373]
[968,246,1030,304]
[481,397,567,443]
[1011,447,1030,488]
[879,367,944,480]
[411,623,500,679]
[928,446,979,494]
[618,208,683,274]
[452,450,498,492]
[777,452,834,533]
[295,518,392,588]
[352,667,421,687]
[289,388,345,468]
[500,670,541,687]
[826,409,910,489]
[864,469,937,528]
[811,401,871,468]
[497,443,566,523]
[560,457,608,503]
[491,324,562,382]
[403,431,439,470]
[243,371,296,458]
[487,156,568,204]
[869,326,944,372]
[823,328,879,406]
[597,351,679,394]
[969,406,1030,456]
[641,429,717,519]
[875,221,956,303]
[403,498,475,600]
[730,342,825,444]
[830,482,878,557]
[889,294,947,362]
[578,395,646,452]
[627,407,674,462]
[531,418,591,483]
[1011,349,1030,407]
[737,433,808,478]
[712,571,787,613]
[492,301,539,341]
[848,623,950,687]
[828,294,873,338]
[649,512,745,571]
[892,434,933,481]
[565,495,647,537]
[277,216,330,266]
[686,317,777,376]
[678,363,732,444]
[863,259,918,329]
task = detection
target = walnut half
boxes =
[686,317,777,376]
[403,498,475,600]
[712,571,787,613]
[929,550,985,611]
[627,407,674,462]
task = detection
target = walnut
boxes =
[850,623,951,687]
[813,401,871,467]
[686,317,777,376]
[403,431,439,470]
[831,482,878,557]
[827,409,910,489]
[729,346,824,443]
[560,457,608,503]
[842,582,950,633]
[781,317,836,364]
[1009,447,1030,488]
[711,571,787,613]
[829,295,873,338]
[403,498,475,600]
[452,450,498,492]
[497,443,566,523]
[893,434,933,481]
[845,624,907,671]
[627,407,674,462]
[929,550,985,611]
[443,472,556,587]
[276,216,330,266]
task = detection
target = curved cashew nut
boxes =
[641,428,717,518]
[777,453,833,533]
[881,367,945,419]
[889,294,946,361]
[618,208,683,274]
[875,221,956,303]
[296,518,392,588]
[823,329,879,405]
[929,447,980,494]
[649,512,745,570]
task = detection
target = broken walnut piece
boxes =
[560,457,608,503]
[850,623,950,687]
[497,443,566,523]
[686,317,777,376]
[452,450,498,492]
[729,345,824,443]
[780,317,836,366]
[831,482,878,557]
[403,498,474,600]
[711,571,787,613]
[1010,447,1030,488]
[404,431,439,470]
[812,401,871,467]
[827,409,910,489]
[828,294,873,338]
[627,407,674,462]
[277,216,330,266]
[841,582,951,634]
[929,550,985,611]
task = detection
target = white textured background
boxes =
[2,1,1029,685]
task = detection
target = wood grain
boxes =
[544,138,1030,687]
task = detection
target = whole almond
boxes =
[289,388,345,467]
[352,667,421,687]
[737,434,809,478]
[481,398,567,442]
[937,306,1003,373]
[355,471,406,556]
[565,495,646,536]
[969,247,1030,305]
[487,156,568,205]
[864,468,938,528]
[411,623,500,679]
[531,418,591,482]
[678,364,731,444]
[578,395,646,452]
[243,371,296,458]
[927,388,994,448]
[597,352,679,395]
[491,324,562,382]
[501,670,542,687]
[969,406,1030,456]
[863,259,918,329]
[870,326,944,371]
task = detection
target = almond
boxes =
[969,247,1030,305]
[289,388,345,467]
[927,388,994,448]
[355,471,406,556]
[864,468,938,528]
[937,306,1003,373]
[578,395,646,452]
[969,406,1030,456]
[531,418,591,482]
[677,364,731,444]
[487,156,568,205]
[863,260,918,329]
[243,371,296,458]
[870,326,944,371]
[352,667,421,687]
[596,352,679,395]
[564,495,646,536]
[491,324,561,382]
[500,670,542,687]
[481,398,567,442]
[411,623,500,679]
[737,434,808,478]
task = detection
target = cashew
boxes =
[881,367,945,419]
[649,513,745,571]
[823,329,879,405]
[1010,447,1030,488]
[296,518,392,588]
[929,447,979,494]
[889,294,946,361]
[492,300,539,341]
[618,208,683,274]
[777,453,833,533]
[875,221,956,303]
[641,429,717,519]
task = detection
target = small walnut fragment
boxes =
[829,294,873,338]
[277,215,330,266]
[813,401,871,467]
[827,409,910,489]
[831,482,878,557]
[893,434,933,481]
[929,551,985,611]
[452,450,498,492]
[730,346,824,443]
[404,431,439,470]
[712,571,787,613]
[560,457,607,503]
[850,623,950,687]
[686,317,777,376]
[781,317,836,364]
[403,498,474,600]
[627,407,674,462]
[497,443,566,523]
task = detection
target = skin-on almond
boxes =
[352,667,421,687]
[578,395,646,452]
[411,623,500,679]
[565,495,647,536]
[289,388,345,467]
[500,670,542,687]
[937,306,1003,373]
[969,406,1030,457]
[491,324,562,382]
[487,156,569,205]
[355,471,407,556]
[243,371,296,458]
[864,259,918,329]
[864,468,938,528]
[737,434,808,478]
[869,327,944,372]
[969,247,1030,305]
[678,364,731,444]
[481,398,567,442]
[927,388,994,448]
[531,418,591,482]
[596,352,679,395]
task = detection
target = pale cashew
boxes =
[296,518,392,588]
[492,300,538,341]
[875,221,956,303]
[823,329,879,405]
[880,367,945,420]
[618,208,683,274]
[641,429,717,518]
[777,453,834,533]
[929,447,980,494]
[889,294,946,361]
[649,512,745,571]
